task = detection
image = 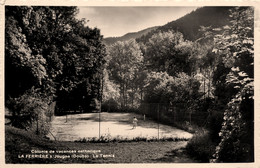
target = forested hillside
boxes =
[103,26,159,45]
[104,7,233,45]
[137,7,232,43]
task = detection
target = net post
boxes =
[157,103,160,140]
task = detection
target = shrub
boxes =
[174,122,200,133]
[101,98,120,112]
[75,135,189,143]
[6,88,52,135]
[207,110,223,143]
[186,129,216,162]
[214,97,254,162]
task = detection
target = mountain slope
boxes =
[137,7,233,43]
[103,26,159,45]
[104,7,233,45]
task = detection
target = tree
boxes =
[55,25,106,113]
[145,31,183,74]
[143,71,201,124]
[101,69,120,112]
[212,7,254,162]
[144,30,199,77]
[5,6,106,133]
[5,7,50,98]
[107,39,143,109]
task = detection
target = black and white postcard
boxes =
[0,0,259,167]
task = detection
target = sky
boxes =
[77,7,198,38]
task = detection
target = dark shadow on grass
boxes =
[152,147,198,163]
[78,117,92,120]
[127,128,135,130]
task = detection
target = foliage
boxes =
[75,135,189,143]
[55,24,106,113]
[144,72,201,104]
[107,39,143,109]
[6,88,51,135]
[212,62,237,107]
[143,71,201,124]
[144,30,194,76]
[207,109,224,143]
[104,26,158,45]
[5,6,106,131]
[101,69,120,110]
[101,99,120,112]
[212,7,254,162]
[143,71,174,103]
[186,129,216,162]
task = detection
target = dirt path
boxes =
[48,112,193,141]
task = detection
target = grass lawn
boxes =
[5,125,197,163]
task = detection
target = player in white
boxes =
[133,117,138,129]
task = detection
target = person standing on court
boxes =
[133,117,138,129]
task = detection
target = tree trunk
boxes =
[120,83,124,109]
